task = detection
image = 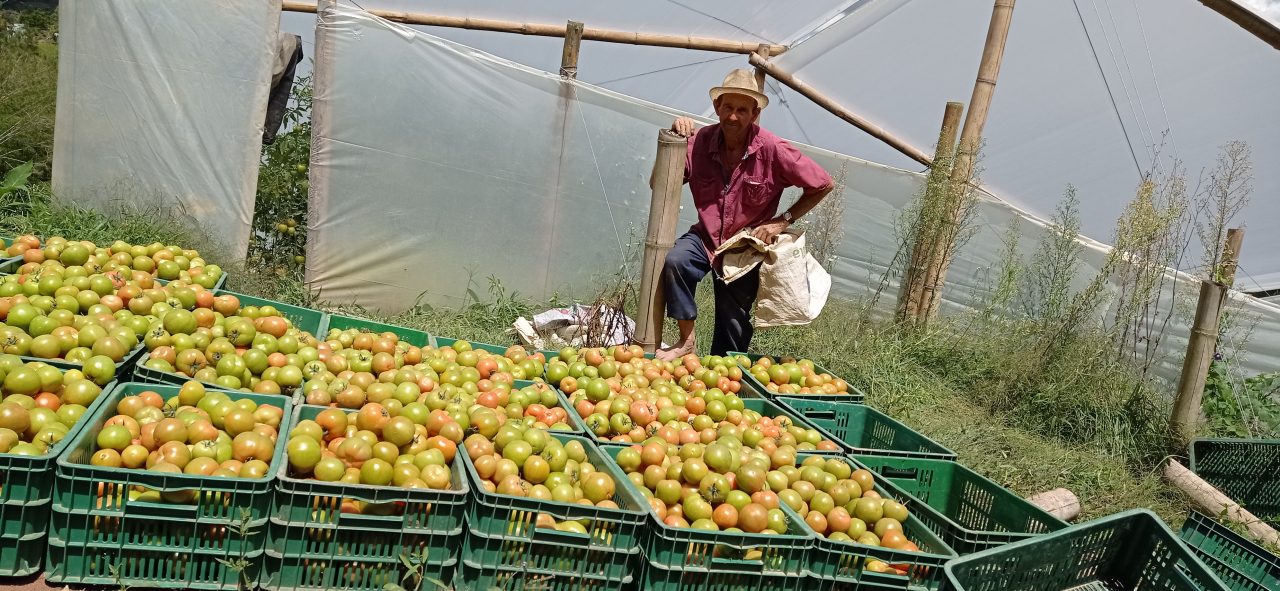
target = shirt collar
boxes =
[710,123,763,159]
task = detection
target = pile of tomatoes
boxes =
[0,355,106,455]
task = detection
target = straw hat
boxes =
[709,69,769,109]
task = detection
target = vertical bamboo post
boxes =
[1170,280,1227,447]
[560,20,584,78]
[752,44,770,92]
[635,130,689,353]
[919,0,1016,322]
[898,102,964,323]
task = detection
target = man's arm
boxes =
[650,117,697,190]
[750,182,834,243]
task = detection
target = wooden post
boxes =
[635,130,688,353]
[560,20,584,78]
[918,0,1016,322]
[1170,280,1227,447]
[281,1,787,55]
[898,102,964,323]
[1164,459,1280,546]
[748,53,933,167]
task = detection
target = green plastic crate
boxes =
[789,453,956,591]
[636,556,805,591]
[264,404,469,591]
[132,351,240,392]
[851,455,1067,555]
[573,395,841,453]
[213,289,325,335]
[459,433,648,587]
[320,314,431,347]
[1179,510,1280,591]
[45,534,259,590]
[0,532,43,577]
[433,336,511,355]
[943,509,1232,591]
[600,444,813,579]
[45,383,292,588]
[17,342,146,380]
[263,532,460,591]
[0,374,114,576]
[779,398,957,461]
[729,351,866,404]
[1189,439,1280,529]
[454,557,632,591]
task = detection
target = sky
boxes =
[1238,0,1280,25]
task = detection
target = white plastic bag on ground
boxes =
[512,305,636,349]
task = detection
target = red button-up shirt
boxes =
[684,123,832,261]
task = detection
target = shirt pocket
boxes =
[741,177,771,207]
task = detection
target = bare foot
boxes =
[656,340,696,361]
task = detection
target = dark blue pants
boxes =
[662,231,760,356]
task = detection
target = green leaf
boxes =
[1,162,33,191]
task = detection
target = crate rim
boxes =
[458,430,649,520]
[0,378,117,463]
[777,396,958,460]
[849,453,1070,541]
[942,508,1234,591]
[54,382,293,489]
[273,403,471,502]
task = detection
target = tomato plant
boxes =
[248,74,313,279]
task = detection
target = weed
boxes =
[0,27,56,179]
[214,509,260,591]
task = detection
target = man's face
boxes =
[715,93,760,132]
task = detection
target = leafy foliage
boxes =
[1203,359,1280,438]
[247,74,313,279]
[0,16,57,180]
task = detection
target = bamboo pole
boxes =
[635,130,689,353]
[281,1,787,55]
[1026,488,1081,521]
[747,53,933,167]
[752,44,770,93]
[1197,0,1280,51]
[919,0,1016,322]
[560,21,584,78]
[898,102,964,324]
[1170,280,1227,447]
[1164,459,1280,546]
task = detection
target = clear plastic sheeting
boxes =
[53,0,282,259]
[306,4,1280,382]
[306,4,699,310]
[285,0,1280,290]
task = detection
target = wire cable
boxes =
[596,54,737,86]
[1072,0,1143,175]
[1089,0,1154,160]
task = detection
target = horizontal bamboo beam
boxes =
[282,1,788,55]
[748,53,933,167]
[1198,0,1280,51]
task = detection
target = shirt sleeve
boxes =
[774,139,833,191]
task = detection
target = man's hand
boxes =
[671,117,696,138]
[751,218,790,244]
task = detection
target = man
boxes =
[655,69,834,361]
